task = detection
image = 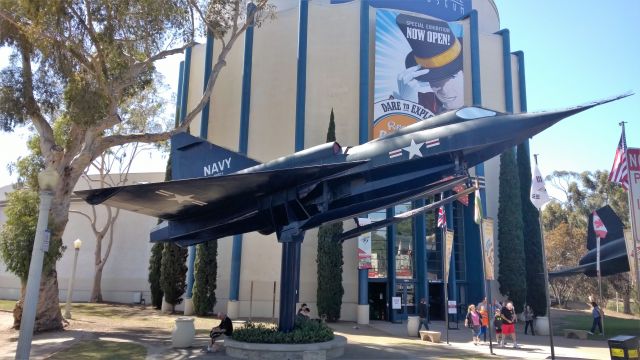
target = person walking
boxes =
[524,305,535,335]
[493,308,503,346]
[588,301,603,335]
[417,298,429,332]
[478,304,489,343]
[500,302,519,348]
[464,304,482,345]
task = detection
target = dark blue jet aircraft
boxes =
[551,205,631,278]
[77,93,630,331]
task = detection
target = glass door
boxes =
[394,281,416,321]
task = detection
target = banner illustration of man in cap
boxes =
[373,10,464,138]
[395,14,464,113]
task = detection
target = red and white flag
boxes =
[593,211,608,239]
[437,206,447,228]
[609,129,629,190]
[593,210,608,274]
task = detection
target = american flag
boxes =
[609,128,629,190]
[437,206,446,228]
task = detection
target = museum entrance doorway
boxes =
[368,282,387,320]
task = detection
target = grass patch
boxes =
[47,340,146,359]
[0,299,15,312]
[555,313,640,339]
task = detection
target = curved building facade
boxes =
[174,0,527,323]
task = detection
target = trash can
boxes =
[608,335,639,360]
[407,316,420,337]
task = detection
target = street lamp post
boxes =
[15,166,59,360]
[64,239,82,319]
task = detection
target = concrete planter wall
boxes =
[224,335,347,360]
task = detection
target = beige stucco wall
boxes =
[0,173,165,304]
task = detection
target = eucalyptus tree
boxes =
[0,0,273,331]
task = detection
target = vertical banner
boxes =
[444,229,455,281]
[357,218,373,269]
[627,149,640,243]
[373,9,464,138]
[624,229,639,286]
[482,218,495,280]
[626,148,640,287]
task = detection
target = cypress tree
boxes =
[148,243,164,309]
[497,148,527,313]
[192,240,218,316]
[149,148,173,309]
[160,243,188,311]
[316,108,344,322]
[517,143,547,316]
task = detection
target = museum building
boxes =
[175,0,526,323]
[0,0,529,324]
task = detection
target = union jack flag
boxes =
[437,206,446,228]
[609,128,628,190]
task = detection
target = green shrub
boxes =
[232,319,334,344]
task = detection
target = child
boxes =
[478,304,489,343]
[493,308,503,346]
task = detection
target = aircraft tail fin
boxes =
[587,205,624,250]
[171,132,261,180]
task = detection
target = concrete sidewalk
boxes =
[364,319,610,359]
[0,310,614,359]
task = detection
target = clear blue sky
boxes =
[493,0,640,176]
[1,0,639,186]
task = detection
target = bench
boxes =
[419,331,441,343]
[564,329,589,340]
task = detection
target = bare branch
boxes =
[69,210,93,224]
[69,2,107,83]
[116,43,196,95]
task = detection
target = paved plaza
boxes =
[0,308,617,360]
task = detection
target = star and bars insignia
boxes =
[155,189,207,206]
[388,138,440,159]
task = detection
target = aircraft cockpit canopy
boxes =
[456,107,497,119]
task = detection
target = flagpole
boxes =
[443,223,449,345]
[477,218,494,354]
[533,155,555,360]
[597,236,605,336]
[475,180,494,355]
[619,121,640,304]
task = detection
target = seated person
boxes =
[297,303,311,320]
[207,312,233,353]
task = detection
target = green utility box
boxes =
[608,335,639,360]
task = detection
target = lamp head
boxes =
[73,238,82,250]
[38,166,59,192]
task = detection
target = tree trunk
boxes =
[13,269,64,332]
[623,292,631,314]
[91,267,104,302]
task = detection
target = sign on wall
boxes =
[373,9,465,138]
[331,0,471,21]
[392,296,402,309]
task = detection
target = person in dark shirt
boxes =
[417,298,429,332]
[207,312,233,353]
[493,308,503,346]
[500,302,518,348]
